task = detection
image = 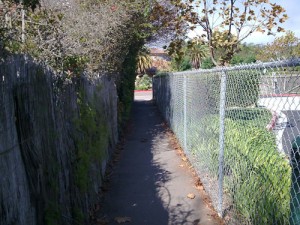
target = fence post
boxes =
[218,70,227,217]
[183,74,187,151]
[152,76,155,101]
[21,2,26,43]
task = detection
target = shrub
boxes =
[201,57,215,69]
[135,74,152,90]
[226,70,260,107]
[189,108,291,224]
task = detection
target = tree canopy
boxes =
[1,0,291,73]
[0,0,182,75]
[257,31,300,61]
[186,38,209,69]
[3,0,40,9]
[170,0,287,65]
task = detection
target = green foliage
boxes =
[72,207,84,225]
[230,55,256,65]
[135,75,152,90]
[170,0,287,65]
[171,55,192,71]
[168,39,189,71]
[155,72,169,77]
[63,55,88,77]
[190,109,291,224]
[0,0,159,75]
[257,31,300,61]
[45,202,60,225]
[169,39,210,71]
[117,40,143,127]
[199,69,260,113]
[74,90,108,192]
[225,108,270,126]
[137,46,152,74]
[230,43,259,65]
[186,39,209,69]
[201,57,215,69]
[4,0,40,9]
[226,70,260,107]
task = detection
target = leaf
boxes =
[114,217,132,224]
[187,193,196,199]
[96,217,109,225]
[182,157,188,161]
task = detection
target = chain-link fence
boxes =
[153,59,300,225]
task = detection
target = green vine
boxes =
[74,89,109,192]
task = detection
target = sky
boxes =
[244,0,299,44]
[188,0,299,45]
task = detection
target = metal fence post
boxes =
[159,75,162,104]
[183,74,187,151]
[218,70,227,217]
[21,2,26,43]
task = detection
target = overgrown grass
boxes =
[226,108,271,128]
[189,108,291,224]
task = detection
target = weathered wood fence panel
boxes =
[0,55,118,225]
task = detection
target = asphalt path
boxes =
[281,110,300,156]
[97,91,222,225]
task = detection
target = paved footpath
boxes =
[98,91,222,225]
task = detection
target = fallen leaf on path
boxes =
[114,216,131,223]
[182,157,188,162]
[187,193,196,199]
[96,217,109,225]
[195,185,204,190]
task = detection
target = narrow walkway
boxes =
[98,91,222,225]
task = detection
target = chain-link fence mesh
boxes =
[153,59,300,225]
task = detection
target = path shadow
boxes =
[96,98,202,225]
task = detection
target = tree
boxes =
[0,0,184,73]
[186,38,208,69]
[0,0,154,72]
[137,46,152,74]
[201,57,214,69]
[171,0,287,65]
[147,0,186,46]
[230,43,259,65]
[257,31,300,61]
[171,55,192,71]
[3,0,40,9]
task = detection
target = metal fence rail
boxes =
[153,58,300,225]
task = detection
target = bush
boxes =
[189,108,291,224]
[135,75,152,90]
[155,72,169,77]
[201,57,215,69]
[226,70,260,107]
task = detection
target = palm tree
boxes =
[187,39,208,69]
[137,46,152,75]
